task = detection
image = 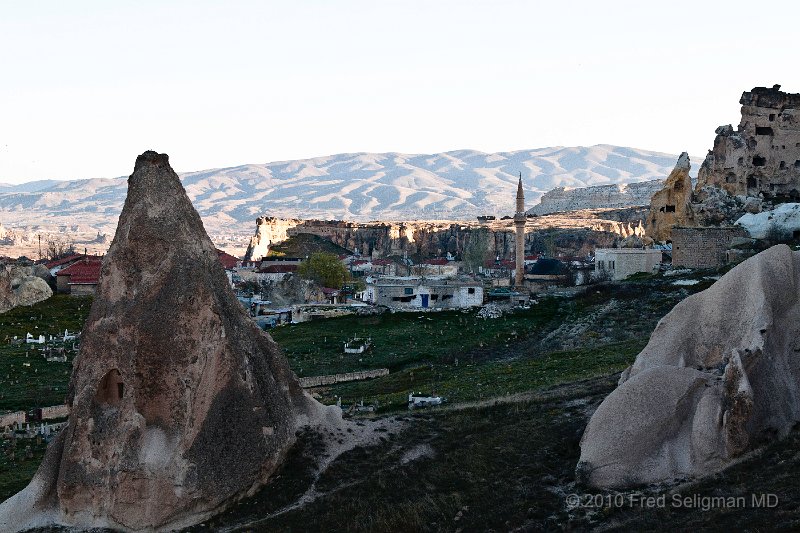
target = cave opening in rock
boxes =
[96,369,125,406]
[747,176,758,189]
[753,156,767,167]
[665,205,676,213]
[756,126,774,136]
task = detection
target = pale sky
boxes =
[1,0,798,183]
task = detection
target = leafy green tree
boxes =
[298,252,349,288]
[463,229,491,273]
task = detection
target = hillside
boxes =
[0,145,683,234]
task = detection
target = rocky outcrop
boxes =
[243,216,303,261]
[736,202,800,239]
[529,180,665,215]
[696,85,800,198]
[577,245,800,488]
[645,153,694,241]
[246,215,645,263]
[0,151,322,532]
[0,265,53,312]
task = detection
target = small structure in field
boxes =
[408,392,444,410]
[343,337,372,354]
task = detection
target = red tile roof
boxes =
[46,254,100,270]
[372,259,394,266]
[216,249,240,270]
[258,264,298,274]
[423,258,449,266]
[57,259,102,285]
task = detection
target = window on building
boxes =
[468,288,475,294]
[404,287,413,295]
[609,260,615,270]
[769,114,776,122]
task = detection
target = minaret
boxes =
[514,173,526,289]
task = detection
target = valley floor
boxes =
[4,271,799,531]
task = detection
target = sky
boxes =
[1,0,799,183]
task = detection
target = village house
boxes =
[594,248,662,281]
[45,253,100,277]
[364,276,484,309]
[56,257,102,295]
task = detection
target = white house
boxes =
[364,277,483,309]
[594,248,662,281]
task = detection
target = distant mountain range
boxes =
[0,145,694,235]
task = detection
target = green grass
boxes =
[321,340,644,411]
[271,298,565,377]
[0,295,91,411]
[0,437,48,502]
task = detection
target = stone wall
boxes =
[671,226,748,269]
[697,85,800,198]
[298,368,389,388]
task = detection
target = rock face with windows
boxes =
[697,85,800,199]
[0,151,319,532]
[645,152,693,241]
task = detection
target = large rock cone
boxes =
[0,151,319,531]
[577,244,800,488]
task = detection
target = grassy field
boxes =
[0,295,91,412]
[1,274,737,529]
[270,298,565,377]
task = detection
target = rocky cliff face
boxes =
[529,180,665,216]
[245,215,645,262]
[577,245,800,488]
[243,216,303,261]
[697,85,800,198]
[645,153,694,241]
[0,151,322,532]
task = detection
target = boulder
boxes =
[577,245,800,488]
[0,151,323,531]
[0,265,53,312]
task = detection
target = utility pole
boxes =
[38,234,42,260]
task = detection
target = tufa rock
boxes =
[0,151,322,531]
[0,265,53,313]
[696,85,800,198]
[645,153,694,241]
[577,245,800,488]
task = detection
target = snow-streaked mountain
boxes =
[0,145,693,234]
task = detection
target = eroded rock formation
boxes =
[577,245,800,488]
[645,153,694,241]
[245,214,646,263]
[0,151,321,531]
[697,85,800,198]
[529,180,665,216]
[0,265,53,312]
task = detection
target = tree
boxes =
[297,252,349,289]
[463,229,491,273]
[46,238,75,261]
